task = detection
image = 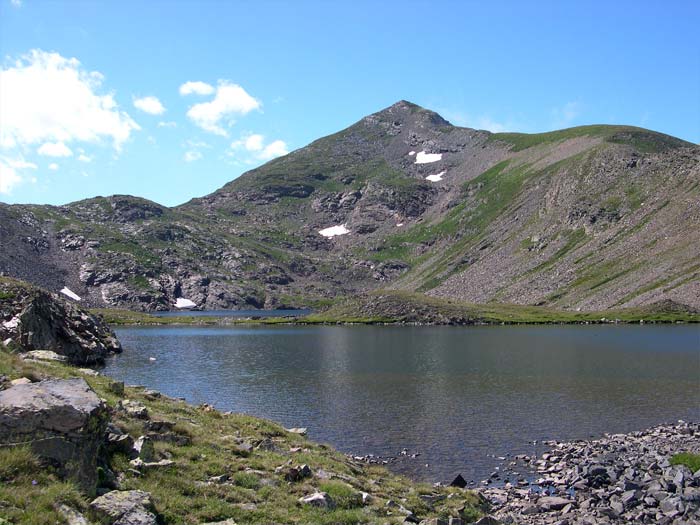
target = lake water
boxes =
[106,324,700,483]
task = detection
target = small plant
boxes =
[318,480,361,509]
[232,471,260,490]
[670,453,700,473]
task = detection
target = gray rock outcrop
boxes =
[0,378,109,494]
[0,278,122,365]
[90,489,158,525]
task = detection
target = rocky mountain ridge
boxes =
[1,101,698,311]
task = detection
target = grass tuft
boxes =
[670,452,700,473]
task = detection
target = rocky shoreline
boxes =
[475,421,700,525]
[1,277,698,524]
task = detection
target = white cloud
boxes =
[37,141,73,157]
[78,153,92,162]
[0,49,140,152]
[244,134,264,151]
[0,165,21,194]
[184,150,202,162]
[10,0,22,7]
[230,133,288,161]
[133,95,166,115]
[48,163,59,170]
[231,133,289,160]
[186,81,260,135]
[258,140,288,160]
[157,121,177,128]
[0,157,37,194]
[179,81,214,96]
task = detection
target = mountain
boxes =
[1,100,698,311]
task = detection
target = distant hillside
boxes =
[1,101,698,311]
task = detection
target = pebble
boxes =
[476,421,700,524]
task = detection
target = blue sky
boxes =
[1,0,698,206]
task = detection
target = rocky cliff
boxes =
[0,277,122,364]
[1,101,698,311]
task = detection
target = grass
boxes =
[231,471,261,490]
[92,308,298,326]
[377,150,599,293]
[614,262,700,306]
[670,453,700,473]
[302,290,700,325]
[100,240,161,266]
[318,480,362,509]
[367,159,524,283]
[527,229,587,276]
[0,290,15,301]
[488,125,618,152]
[0,446,87,525]
[128,275,152,291]
[0,344,483,524]
[488,124,690,153]
[94,287,700,328]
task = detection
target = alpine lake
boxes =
[105,320,700,484]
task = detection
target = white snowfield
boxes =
[426,171,446,182]
[408,151,416,156]
[60,287,81,301]
[174,298,196,309]
[319,224,350,237]
[415,151,442,164]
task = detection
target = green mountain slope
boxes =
[1,101,698,311]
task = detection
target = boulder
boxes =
[132,436,155,462]
[450,474,468,488]
[0,279,122,365]
[119,400,149,419]
[537,496,574,511]
[299,492,335,509]
[473,517,502,525]
[105,424,135,455]
[0,378,108,494]
[22,350,68,362]
[90,490,158,525]
[56,504,90,525]
[129,458,174,469]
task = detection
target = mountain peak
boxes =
[368,100,451,128]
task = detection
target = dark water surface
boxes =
[106,325,700,482]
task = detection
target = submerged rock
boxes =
[450,474,468,488]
